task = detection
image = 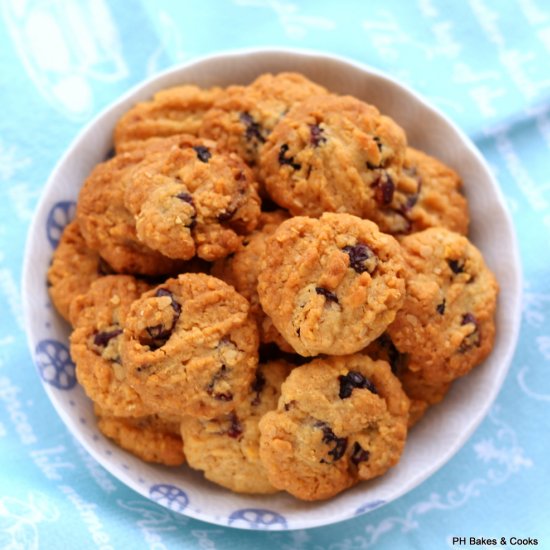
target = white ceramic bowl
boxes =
[23,48,522,531]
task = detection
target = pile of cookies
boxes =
[48,72,498,501]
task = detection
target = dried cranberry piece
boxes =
[338,371,377,399]
[278,144,301,170]
[371,172,395,206]
[447,259,465,274]
[316,422,348,463]
[140,289,181,350]
[315,287,339,303]
[174,192,197,228]
[193,145,211,163]
[144,324,173,349]
[459,313,481,352]
[402,176,422,212]
[175,192,194,205]
[155,288,182,316]
[239,112,266,143]
[217,208,236,222]
[342,244,378,274]
[309,124,326,147]
[226,412,243,439]
[350,441,370,465]
[206,365,233,401]
[93,328,122,348]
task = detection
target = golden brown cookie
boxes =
[114,85,223,153]
[387,227,498,386]
[47,220,108,323]
[121,273,259,419]
[69,275,151,417]
[94,405,185,466]
[365,333,449,427]
[258,213,406,356]
[211,210,293,351]
[181,359,292,494]
[200,72,328,169]
[124,143,261,261]
[259,94,407,218]
[76,147,186,275]
[366,147,469,235]
[258,354,409,500]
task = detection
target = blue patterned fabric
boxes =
[1,1,548,547]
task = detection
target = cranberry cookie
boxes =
[69,275,151,418]
[124,142,261,261]
[387,227,498,386]
[121,273,259,419]
[259,354,409,500]
[367,147,469,235]
[258,213,406,356]
[180,359,292,494]
[76,147,185,275]
[259,94,407,218]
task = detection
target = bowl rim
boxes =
[22,46,523,531]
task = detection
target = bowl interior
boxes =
[23,48,521,531]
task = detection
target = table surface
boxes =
[1,1,549,549]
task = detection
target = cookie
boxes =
[121,273,259,419]
[259,94,407,218]
[200,72,328,169]
[47,220,109,323]
[258,213,406,356]
[95,405,185,466]
[211,210,293,351]
[124,142,261,261]
[366,147,469,235]
[365,333,449,426]
[69,275,151,417]
[114,85,223,153]
[398,367,450,426]
[258,354,409,500]
[180,359,292,494]
[76,146,187,275]
[386,227,498,386]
